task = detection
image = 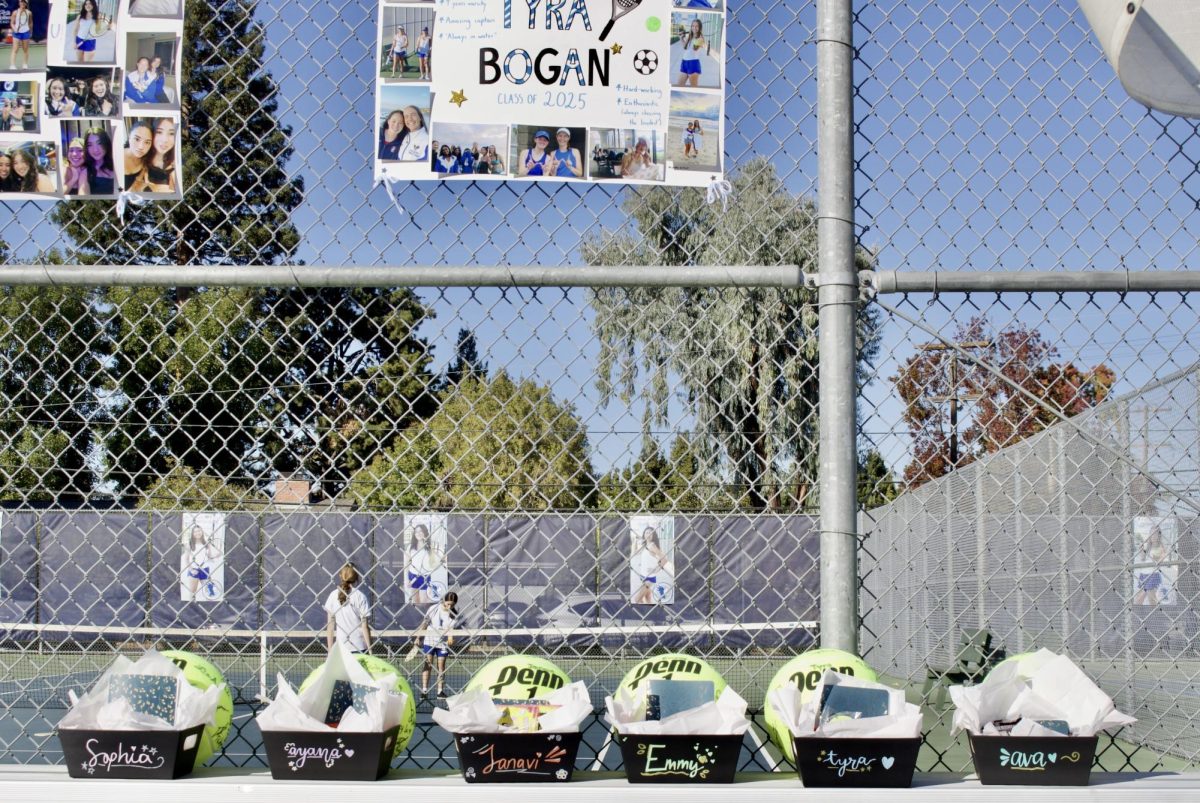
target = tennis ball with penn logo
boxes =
[300,654,417,756]
[466,655,571,699]
[617,653,727,701]
[161,649,233,767]
[763,649,877,764]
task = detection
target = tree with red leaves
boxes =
[893,317,1115,487]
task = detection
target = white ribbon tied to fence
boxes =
[115,191,149,223]
[706,178,733,211]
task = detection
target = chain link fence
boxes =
[1,0,1199,777]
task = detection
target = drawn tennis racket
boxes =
[599,0,641,42]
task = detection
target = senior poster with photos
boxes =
[374,0,725,186]
[0,0,183,200]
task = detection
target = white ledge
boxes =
[0,767,1199,802]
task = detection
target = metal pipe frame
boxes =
[0,264,805,289]
[873,270,1200,294]
[816,0,860,654]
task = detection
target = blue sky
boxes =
[6,1,1200,478]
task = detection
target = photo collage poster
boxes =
[1132,515,1179,607]
[374,0,726,186]
[403,512,449,605]
[179,510,225,602]
[629,513,674,604]
[0,0,183,200]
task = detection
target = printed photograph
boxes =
[428,121,508,176]
[63,0,119,65]
[123,115,178,194]
[673,0,723,8]
[1,0,49,72]
[404,513,448,604]
[379,6,435,82]
[128,0,182,19]
[667,91,719,173]
[180,512,226,603]
[0,79,38,133]
[378,83,430,162]
[670,11,723,90]
[59,120,117,196]
[45,67,121,118]
[0,141,58,194]
[588,128,664,181]
[1133,515,1179,606]
[124,32,178,108]
[629,515,675,605]
[510,124,586,179]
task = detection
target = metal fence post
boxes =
[817,0,858,653]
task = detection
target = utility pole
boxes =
[917,341,991,468]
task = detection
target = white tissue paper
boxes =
[768,670,922,739]
[257,643,407,733]
[604,685,751,735]
[432,681,593,734]
[949,648,1136,737]
[58,651,223,733]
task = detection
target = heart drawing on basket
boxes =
[344,749,355,758]
[881,756,895,770]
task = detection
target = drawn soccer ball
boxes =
[633,50,658,76]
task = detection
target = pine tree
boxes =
[444,328,489,387]
[43,4,303,500]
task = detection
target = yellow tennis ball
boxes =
[299,654,417,756]
[617,653,727,703]
[989,651,1039,678]
[160,649,233,767]
[465,655,571,700]
[763,649,877,764]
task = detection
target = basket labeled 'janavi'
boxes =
[768,666,922,788]
[454,731,584,782]
[606,655,750,784]
[950,649,1134,786]
[57,651,228,780]
[433,657,591,783]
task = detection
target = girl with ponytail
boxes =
[325,563,372,653]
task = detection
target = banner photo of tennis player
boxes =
[373,0,726,186]
[629,514,675,605]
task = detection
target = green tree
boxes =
[50,1,302,264]
[596,439,671,511]
[0,285,104,500]
[443,328,489,388]
[137,462,260,511]
[857,449,898,509]
[583,158,880,511]
[258,288,437,500]
[348,372,592,510]
[45,3,303,499]
[102,287,284,499]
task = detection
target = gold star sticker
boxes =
[610,43,623,54]
[450,89,467,107]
